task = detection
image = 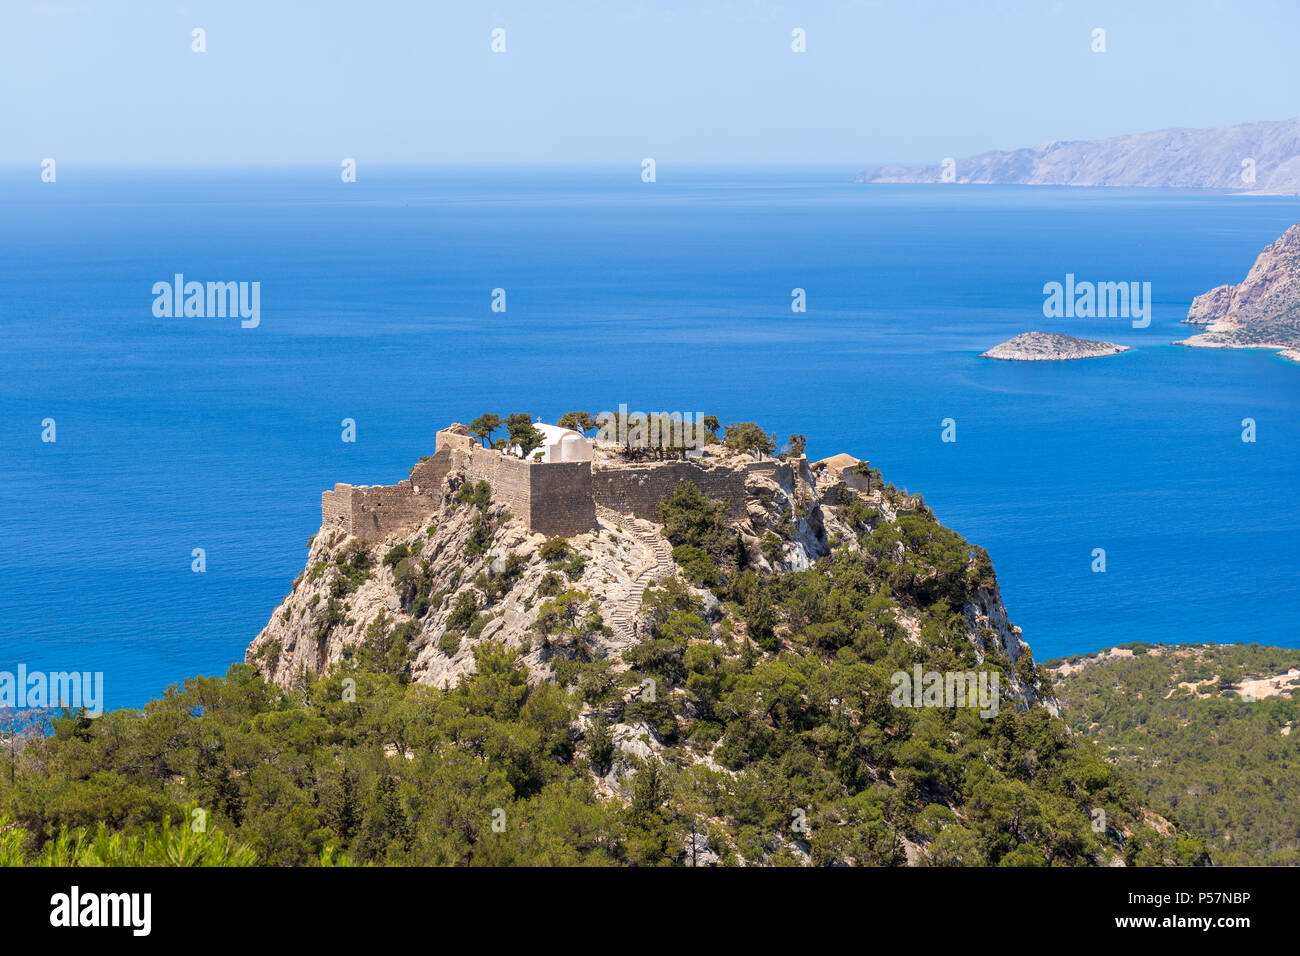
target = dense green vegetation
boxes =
[657,481,738,588]
[0,482,1210,866]
[0,636,1198,866]
[1049,642,1300,865]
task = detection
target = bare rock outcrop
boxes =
[1176,223,1300,361]
[247,472,681,691]
[981,331,1129,361]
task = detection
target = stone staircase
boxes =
[597,506,675,646]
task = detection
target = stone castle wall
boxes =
[321,483,352,530]
[529,460,597,536]
[321,479,439,538]
[843,470,870,493]
[408,453,453,495]
[592,459,791,521]
[324,428,596,540]
[322,426,787,541]
[458,446,533,524]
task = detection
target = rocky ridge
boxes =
[855,117,1300,194]
[1177,223,1300,361]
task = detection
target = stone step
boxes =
[601,515,676,647]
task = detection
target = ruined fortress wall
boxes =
[592,462,751,521]
[320,434,607,540]
[530,460,596,536]
[347,480,437,538]
[321,484,354,532]
[817,479,848,506]
[322,451,776,540]
[792,456,817,500]
[321,449,450,540]
[744,460,793,485]
[459,446,533,523]
[409,449,454,494]
[843,470,870,493]
[435,428,476,454]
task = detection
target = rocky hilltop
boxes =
[855,117,1300,193]
[249,435,1041,705]
[981,332,1129,361]
[233,420,1201,866]
[1177,223,1300,362]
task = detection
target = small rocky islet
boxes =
[980,331,1130,361]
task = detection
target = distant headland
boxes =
[1177,223,1300,364]
[855,118,1300,194]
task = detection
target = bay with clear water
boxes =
[2,166,1298,710]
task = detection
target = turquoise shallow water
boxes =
[2,166,1297,709]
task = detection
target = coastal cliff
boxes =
[1177,223,1300,361]
[855,117,1300,194]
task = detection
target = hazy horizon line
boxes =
[9,114,1298,172]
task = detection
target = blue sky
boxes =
[2,0,1297,166]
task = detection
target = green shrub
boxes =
[539,537,572,561]
[671,545,721,588]
[761,532,784,566]
[586,717,614,775]
[504,551,528,579]
[456,480,492,510]
[446,592,478,632]
[657,482,736,585]
[465,512,493,558]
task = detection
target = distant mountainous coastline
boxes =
[1177,223,1300,362]
[855,118,1300,194]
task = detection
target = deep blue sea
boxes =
[2,166,1298,710]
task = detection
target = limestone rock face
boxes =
[855,117,1300,194]
[981,331,1129,361]
[1177,223,1300,360]
[1185,283,1237,327]
[246,471,679,691]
